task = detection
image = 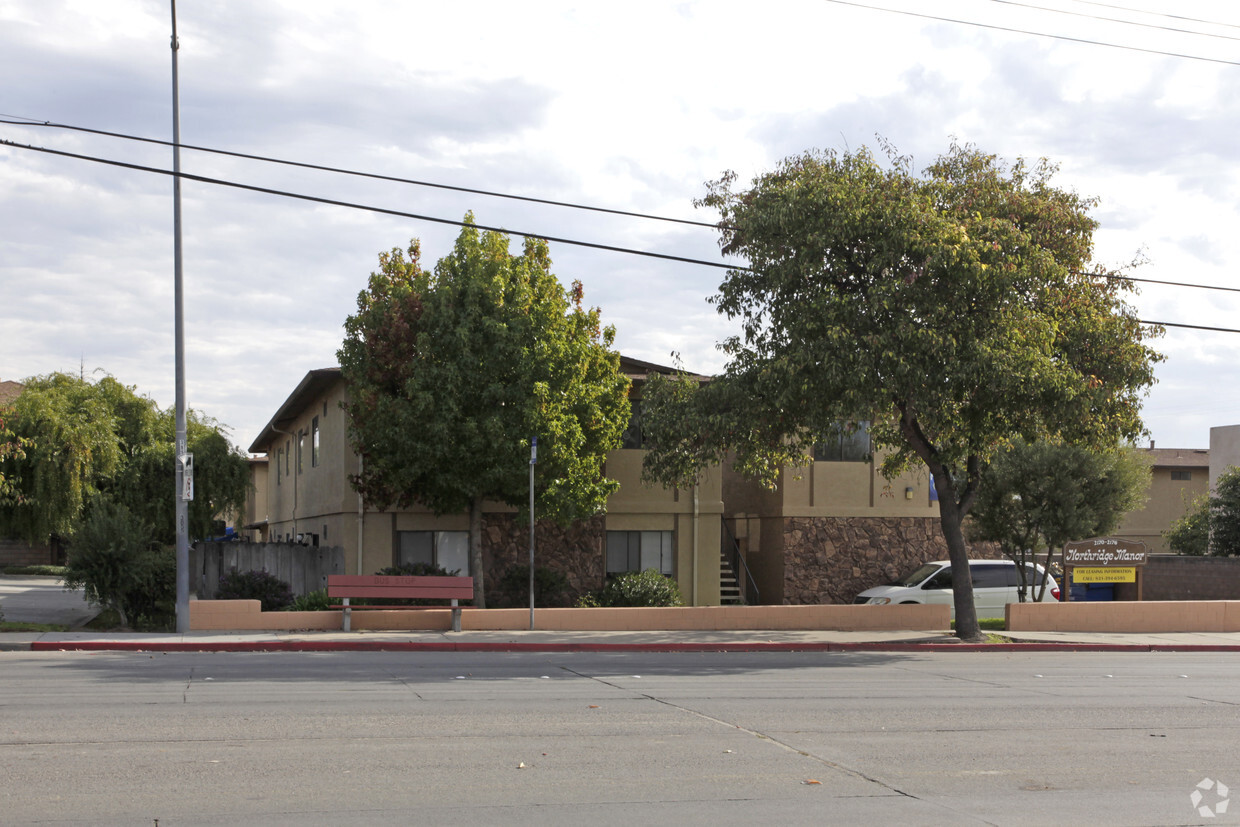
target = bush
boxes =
[491,564,572,608]
[576,569,683,608]
[216,568,294,611]
[286,588,331,612]
[62,498,175,630]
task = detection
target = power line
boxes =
[0,137,737,271]
[7,116,1240,300]
[822,0,1240,66]
[4,136,1238,334]
[1068,0,1240,31]
[0,116,719,231]
[988,0,1240,42]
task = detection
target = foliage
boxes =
[0,373,250,546]
[215,568,294,611]
[576,569,683,607]
[1163,492,1210,556]
[61,498,175,629]
[286,588,332,612]
[1167,466,1240,556]
[339,216,632,607]
[491,564,573,608]
[0,404,32,507]
[967,440,1150,599]
[641,142,1162,641]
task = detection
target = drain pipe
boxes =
[272,425,297,542]
[692,484,699,606]
[356,454,364,575]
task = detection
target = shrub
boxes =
[216,568,294,611]
[576,569,683,608]
[491,564,572,608]
[287,588,331,612]
[62,498,175,630]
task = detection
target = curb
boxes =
[21,640,1240,653]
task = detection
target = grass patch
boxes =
[950,617,1007,631]
[0,621,70,633]
[2,565,68,577]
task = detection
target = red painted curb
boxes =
[25,640,1240,653]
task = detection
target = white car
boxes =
[855,559,1060,619]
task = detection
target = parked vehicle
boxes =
[854,559,1060,619]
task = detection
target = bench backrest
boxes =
[327,574,474,601]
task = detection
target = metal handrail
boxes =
[721,518,759,605]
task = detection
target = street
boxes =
[2,649,1237,825]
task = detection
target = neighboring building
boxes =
[1113,447,1209,554]
[1211,425,1240,488]
[246,359,727,605]
[724,425,956,606]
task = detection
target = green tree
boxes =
[0,405,31,507]
[62,497,175,629]
[640,142,1162,641]
[0,373,250,546]
[1169,466,1240,556]
[1165,491,1210,556]
[338,216,631,607]
[967,440,1150,599]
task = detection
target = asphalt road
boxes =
[2,649,1238,825]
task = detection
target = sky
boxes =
[2,0,1238,453]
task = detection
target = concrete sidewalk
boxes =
[6,627,1240,653]
[7,575,1240,652]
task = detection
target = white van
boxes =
[854,559,1060,619]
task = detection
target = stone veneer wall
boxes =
[782,516,1001,605]
[482,514,605,605]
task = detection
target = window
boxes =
[285,440,290,476]
[621,399,643,449]
[276,448,282,485]
[297,430,305,474]
[397,531,470,575]
[970,564,1010,589]
[311,416,320,467]
[1172,470,1192,481]
[606,530,673,576]
[813,421,870,462]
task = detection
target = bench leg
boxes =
[342,597,351,632]
[451,598,460,633]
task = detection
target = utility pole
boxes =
[171,0,191,634]
[529,436,537,630]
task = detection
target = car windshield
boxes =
[892,563,942,587]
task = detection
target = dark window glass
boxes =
[621,399,643,449]
[813,421,871,462]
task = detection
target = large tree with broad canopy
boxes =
[640,142,1162,641]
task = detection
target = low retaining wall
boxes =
[190,600,948,633]
[1007,600,1240,633]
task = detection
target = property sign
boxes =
[1063,538,1147,566]
[1071,566,1137,583]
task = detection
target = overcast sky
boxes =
[2,0,1237,453]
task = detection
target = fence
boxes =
[192,541,345,599]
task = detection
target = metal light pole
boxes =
[171,0,191,633]
[529,436,537,630]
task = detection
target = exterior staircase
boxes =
[719,549,743,605]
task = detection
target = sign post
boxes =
[1062,538,1148,602]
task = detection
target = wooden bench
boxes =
[327,575,474,632]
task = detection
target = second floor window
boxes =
[813,420,871,462]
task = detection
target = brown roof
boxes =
[1142,448,1209,468]
[0,380,23,407]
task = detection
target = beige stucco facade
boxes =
[1113,447,1209,554]
[248,363,725,605]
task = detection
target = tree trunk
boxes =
[469,496,486,609]
[932,472,983,642]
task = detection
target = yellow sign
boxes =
[1073,567,1136,583]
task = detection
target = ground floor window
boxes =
[606,530,673,577]
[397,530,470,575]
